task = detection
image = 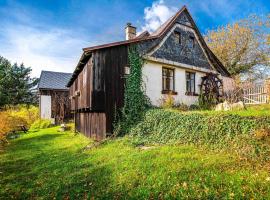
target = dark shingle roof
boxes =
[38,71,72,90]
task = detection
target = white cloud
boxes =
[0,24,89,78]
[141,0,177,33]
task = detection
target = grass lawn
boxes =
[170,104,270,117]
[1,127,270,199]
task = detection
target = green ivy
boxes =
[130,109,270,162]
[114,46,150,135]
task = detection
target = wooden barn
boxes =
[67,6,231,140]
[38,71,72,124]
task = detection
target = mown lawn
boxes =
[1,127,270,199]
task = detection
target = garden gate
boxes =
[243,85,269,104]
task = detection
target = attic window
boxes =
[188,36,195,48]
[174,31,181,44]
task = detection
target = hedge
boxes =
[130,109,270,161]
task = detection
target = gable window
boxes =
[174,31,181,44]
[188,36,195,49]
[162,67,177,94]
[186,72,196,95]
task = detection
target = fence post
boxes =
[265,78,270,103]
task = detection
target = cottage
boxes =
[38,71,72,123]
[67,6,231,140]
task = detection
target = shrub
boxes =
[0,112,12,144]
[10,105,39,126]
[0,105,39,144]
[130,109,270,161]
[174,102,189,111]
[159,93,175,109]
[5,105,39,128]
[30,119,52,131]
[189,104,200,110]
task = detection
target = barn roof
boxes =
[38,71,72,90]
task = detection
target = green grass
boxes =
[1,127,270,199]
[175,104,270,117]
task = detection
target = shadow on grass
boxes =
[0,131,125,199]
[1,129,270,199]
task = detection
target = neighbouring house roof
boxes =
[38,71,72,90]
[67,6,230,87]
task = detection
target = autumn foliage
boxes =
[0,105,39,144]
[205,14,270,78]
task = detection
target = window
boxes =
[186,72,196,94]
[188,36,195,49]
[174,31,181,44]
[124,65,130,75]
[162,67,175,93]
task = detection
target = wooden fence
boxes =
[243,85,269,104]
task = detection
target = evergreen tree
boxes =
[0,56,38,107]
[0,56,12,107]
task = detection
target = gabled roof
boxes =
[136,31,150,39]
[38,71,72,90]
[82,6,187,53]
[67,6,230,87]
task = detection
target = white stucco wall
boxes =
[142,60,207,106]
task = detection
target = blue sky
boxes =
[0,0,269,77]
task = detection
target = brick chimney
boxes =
[125,23,136,40]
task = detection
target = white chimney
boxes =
[125,23,136,40]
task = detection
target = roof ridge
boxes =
[41,70,72,74]
[83,6,187,52]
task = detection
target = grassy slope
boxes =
[1,127,270,199]
[186,104,270,117]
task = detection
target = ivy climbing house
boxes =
[67,6,231,140]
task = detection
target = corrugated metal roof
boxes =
[38,71,72,90]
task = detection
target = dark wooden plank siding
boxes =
[69,84,75,111]
[70,57,93,111]
[104,45,128,134]
[69,45,128,139]
[39,89,71,123]
[74,79,78,110]
[86,57,92,108]
[92,51,105,111]
[75,112,106,140]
